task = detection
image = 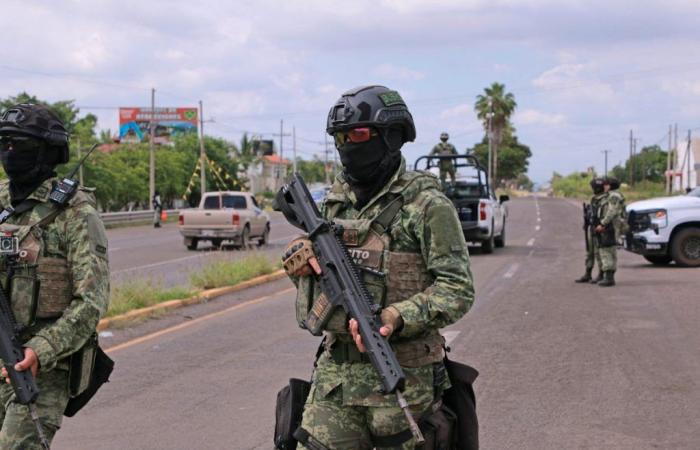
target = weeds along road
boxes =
[107,211,300,288]
[55,197,700,449]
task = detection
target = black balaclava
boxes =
[337,128,402,209]
[0,137,57,205]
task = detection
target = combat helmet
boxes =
[0,103,69,163]
[326,85,416,149]
[604,177,620,190]
[440,132,449,141]
[590,177,605,194]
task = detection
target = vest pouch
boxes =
[9,264,40,330]
[421,403,458,450]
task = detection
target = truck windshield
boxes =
[687,187,700,198]
[222,195,247,209]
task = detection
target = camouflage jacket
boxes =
[429,142,457,156]
[0,178,110,371]
[598,190,625,227]
[291,158,474,406]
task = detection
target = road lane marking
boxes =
[527,238,535,247]
[535,225,541,231]
[105,287,296,354]
[442,331,460,346]
[537,217,541,222]
[503,263,519,279]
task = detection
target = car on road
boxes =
[178,191,270,250]
[625,186,700,266]
[415,154,508,253]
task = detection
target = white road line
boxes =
[537,217,541,222]
[503,263,520,279]
[535,225,541,231]
[442,331,461,346]
[527,238,535,247]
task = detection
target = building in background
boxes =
[247,154,291,194]
[119,107,198,144]
[673,138,699,192]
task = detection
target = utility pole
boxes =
[272,119,291,160]
[667,124,673,194]
[292,126,297,174]
[687,130,692,191]
[633,138,640,182]
[199,100,206,195]
[149,88,156,210]
[629,129,634,186]
[602,149,611,176]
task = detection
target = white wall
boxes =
[673,138,700,192]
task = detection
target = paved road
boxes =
[108,211,301,288]
[54,197,700,449]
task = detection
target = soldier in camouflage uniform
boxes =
[429,132,458,185]
[594,177,625,287]
[0,104,110,449]
[284,86,474,449]
[575,178,606,283]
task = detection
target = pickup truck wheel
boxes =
[495,222,506,248]
[186,238,199,251]
[670,227,700,267]
[643,254,673,265]
[239,226,251,249]
[258,223,270,247]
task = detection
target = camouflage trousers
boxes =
[598,245,617,272]
[0,368,69,450]
[585,229,602,271]
[438,168,456,185]
[300,386,432,450]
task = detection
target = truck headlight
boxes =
[648,209,667,229]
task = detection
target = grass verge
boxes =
[107,254,278,318]
[190,253,276,289]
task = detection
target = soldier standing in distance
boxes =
[283,86,474,449]
[0,104,110,449]
[575,178,606,283]
[595,177,625,287]
[429,132,458,184]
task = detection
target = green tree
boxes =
[611,145,667,185]
[470,132,531,182]
[474,83,517,185]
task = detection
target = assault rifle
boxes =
[0,281,50,449]
[582,203,592,250]
[274,173,425,444]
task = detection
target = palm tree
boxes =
[475,82,517,186]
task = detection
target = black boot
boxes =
[590,271,603,284]
[598,271,616,287]
[575,269,592,283]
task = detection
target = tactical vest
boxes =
[306,172,447,367]
[0,202,77,331]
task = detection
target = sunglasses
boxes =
[334,127,378,146]
[0,135,41,151]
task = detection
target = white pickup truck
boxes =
[415,154,508,253]
[625,187,700,266]
[178,191,270,250]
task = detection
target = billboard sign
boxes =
[119,107,198,144]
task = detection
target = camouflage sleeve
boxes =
[25,203,110,371]
[429,145,440,155]
[390,194,475,337]
[601,194,623,226]
[448,144,458,155]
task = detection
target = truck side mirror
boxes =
[499,195,510,203]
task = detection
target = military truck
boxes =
[415,154,508,253]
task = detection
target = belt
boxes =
[328,341,371,364]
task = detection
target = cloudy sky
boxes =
[2,0,700,183]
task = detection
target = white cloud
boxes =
[532,63,615,102]
[439,104,473,119]
[515,109,566,126]
[372,64,425,81]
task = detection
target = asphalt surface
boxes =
[53,197,700,449]
[108,211,301,288]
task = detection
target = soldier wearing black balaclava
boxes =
[575,177,606,283]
